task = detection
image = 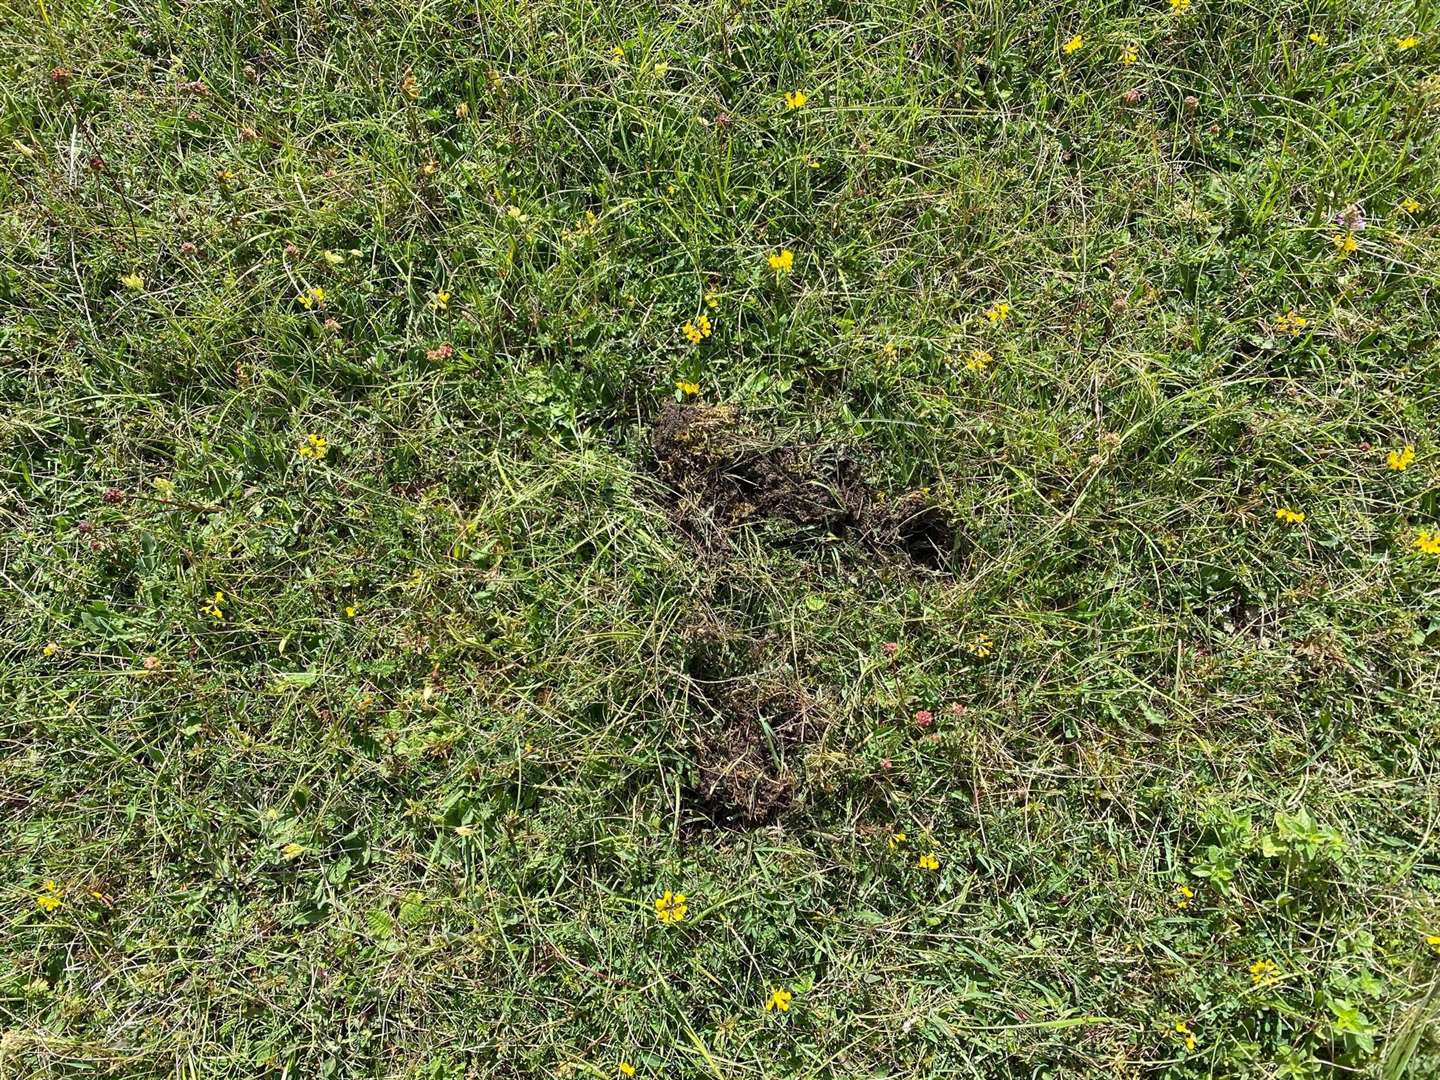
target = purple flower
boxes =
[1335,204,1367,232]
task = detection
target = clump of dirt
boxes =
[686,674,816,829]
[651,402,957,567]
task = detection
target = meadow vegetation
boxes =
[2,0,1439,1077]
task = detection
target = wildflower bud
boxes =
[88,155,106,172]
[102,487,125,505]
[142,656,160,670]
[243,64,258,81]
[714,112,731,129]
[323,318,341,333]
[947,702,966,717]
[882,641,899,656]
[181,79,207,95]
[1112,296,1129,311]
[239,125,259,141]
[913,709,934,728]
[1358,441,1372,452]
[77,519,94,534]
[1121,88,1142,105]
[284,242,300,259]
[50,66,73,86]
[179,240,198,255]
[1183,94,1198,111]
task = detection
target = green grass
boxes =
[3,0,1440,1076]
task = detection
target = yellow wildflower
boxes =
[654,890,688,924]
[455,101,470,119]
[964,632,994,658]
[281,842,305,859]
[675,380,700,396]
[889,831,907,849]
[1173,883,1194,908]
[120,272,145,290]
[1062,35,1084,56]
[1414,530,1440,556]
[36,880,63,912]
[399,71,419,99]
[345,605,357,618]
[1274,507,1306,525]
[768,249,794,274]
[1169,0,1191,12]
[784,90,808,110]
[1426,934,1440,953]
[1332,232,1358,254]
[610,46,626,62]
[983,301,1011,324]
[1274,309,1308,336]
[1386,444,1415,471]
[1175,1021,1197,1051]
[681,313,712,345]
[917,852,940,871]
[704,290,720,309]
[1395,36,1418,51]
[43,641,58,656]
[619,1064,636,1078]
[1121,44,1138,65]
[322,249,345,266]
[1249,958,1280,985]
[764,987,793,1012]
[205,591,226,620]
[298,285,326,309]
[652,62,668,77]
[965,349,993,372]
[297,433,329,460]
[1400,197,1421,214]
[1308,32,1326,44]
[431,289,451,311]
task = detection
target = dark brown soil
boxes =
[650,402,957,568]
[685,673,816,829]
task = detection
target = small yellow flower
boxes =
[321,250,345,266]
[764,987,794,1012]
[1274,507,1306,525]
[965,349,993,372]
[652,62,668,77]
[1414,530,1440,556]
[1400,197,1421,214]
[1174,1021,1197,1051]
[1308,32,1326,44]
[783,90,808,110]
[881,342,899,362]
[281,842,305,859]
[297,433,329,460]
[1274,309,1308,336]
[704,290,720,310]
[1395,36,1418,51]
[345,605,357,618]
[43,641,58,656]
[454,101,470,119]
[1249,958,1280,985]
[1062,34,1084,56]
[431,289,451,311]
[205,591,226,620]
[120,272,145,290]
[455,825,476,837]
[619,1064,636,1078]
[983,301,1011,324]
[681,313,712,345]
[889,831,907,849]
[1387,444,1415,471]
[1121,44,1138,65]
[298,285,326,309]
[399,72,419,99]
[1173,883,1195,908]
[675,380,700,396]
[768,249,794,274]
[1169,0,1192,13]
[610,45,626,62]
[964,632,994,658]
[654,890,688,924]
[1332,232,1358,254]
[917,852,940,871]
[36,880,63,912]
[1426,934,1440,953]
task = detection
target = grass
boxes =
[2,0,1439,1076]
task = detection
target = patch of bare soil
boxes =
[651,402,956,568]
